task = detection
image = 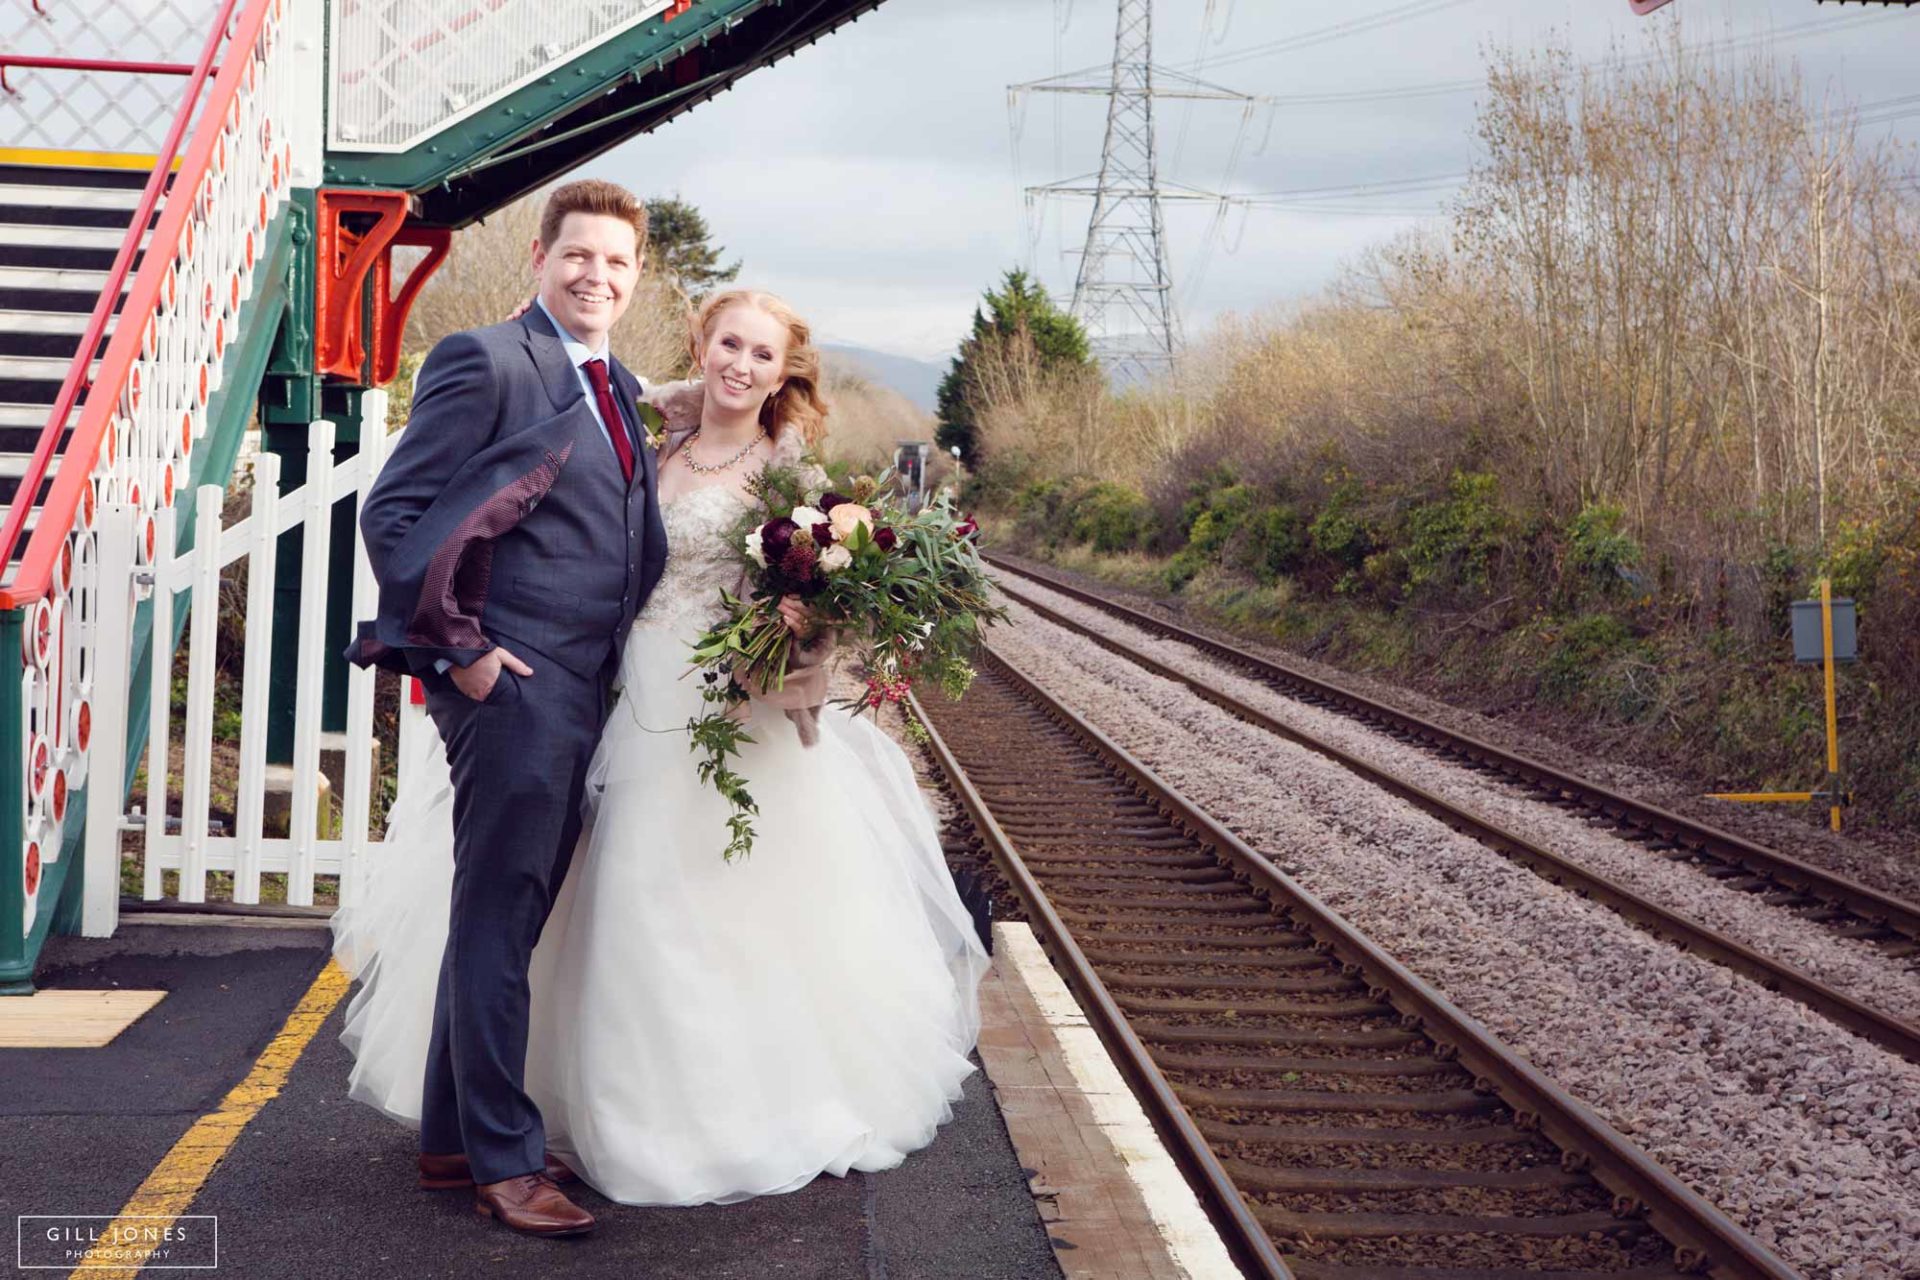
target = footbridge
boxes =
[0,0,891,990]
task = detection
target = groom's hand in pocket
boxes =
[452,645,535,702]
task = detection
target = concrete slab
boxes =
[978,924,1242,1280]
[0,988,167,1047]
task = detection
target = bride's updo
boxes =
[690,288,829,448]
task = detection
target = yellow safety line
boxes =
[1707,791,1816,803]
[68,959,352,1279]
[0,148,179,171]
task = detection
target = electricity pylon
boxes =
[1016,0,1254,384]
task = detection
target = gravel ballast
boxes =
[990,595,1920,1280]
[1008,575,1920,1027]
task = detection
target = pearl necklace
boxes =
[680,426,767,474]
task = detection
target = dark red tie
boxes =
[583,357,636,484]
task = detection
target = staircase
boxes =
[0,164,152,572]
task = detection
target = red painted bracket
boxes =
[369,224,452,387]
[315,188,451,386]
[663,0,693,19]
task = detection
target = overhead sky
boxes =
[578,0,1920,364]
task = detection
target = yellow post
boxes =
[1821,577,1842,832]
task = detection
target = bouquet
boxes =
[687,466,1004,861]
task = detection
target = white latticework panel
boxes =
[1,0,209,154]
[327,0,675,152]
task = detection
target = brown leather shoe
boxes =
[472,1173,595,1237]
[418,1151,581,1189]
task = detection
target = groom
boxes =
[347,179,666,1236]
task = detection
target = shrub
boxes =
[1068,482,1156,553]
[1823,518,1885,606]
[1564,502,1640,589]
[1230,504,1307,583]
[1403,471,1508,594]
[1309,481,1373,572]
[1541,612,1633,701]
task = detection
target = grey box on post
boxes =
[1791,598,1857,663]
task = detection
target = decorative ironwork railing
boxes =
[0,0,294,941]
[326,0,678,151]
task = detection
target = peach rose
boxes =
[828,502,874,542]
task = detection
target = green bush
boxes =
[1541,613,1633,702]
[1187,484,1257,555]
[1823,518,1885,606]
[1163,548,1205,593]
[1403,471,1508,594]
[1067,482,1156,553]
[1231,503,1307,583]
[1308,479,1372,571]
[1564,502,1640,589]
[1012,478,1074,547]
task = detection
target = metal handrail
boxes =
[0,55,205,95]
[0,0,257,608]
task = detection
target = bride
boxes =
[330,288,990,1212]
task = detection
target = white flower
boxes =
[745,528,767,568]
[819,544,852,572]
[790,505,827,532]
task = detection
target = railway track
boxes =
[912,648,1796,1280]
[982,552,1920,1063]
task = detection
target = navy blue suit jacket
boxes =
[348,308,667,679]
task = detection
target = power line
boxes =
[1191,0,1475,73]
[1209,8,1898,103]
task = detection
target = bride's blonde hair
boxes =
[690,289,829,448]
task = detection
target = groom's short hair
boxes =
[539,179,648,251]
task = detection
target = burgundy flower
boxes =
[818,492,849,514]
[780,542,819,581]
[953,513,980,542]
[811,521,835,546]
[760,517,798,560]
[873,526,898,552]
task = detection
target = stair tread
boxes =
[0,184,144,211]
[0,164,154,191]
[0,455,62,478]
[0,312,99,334]
[0,403,71,427]
[0,264,122,291]
[0,224,146,250]
[0,354,98,378]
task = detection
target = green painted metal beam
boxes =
[324,0,889,225]
[0,610,34,993]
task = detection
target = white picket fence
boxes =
[80,391,427,933]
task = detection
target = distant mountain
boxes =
[820,343,948,414]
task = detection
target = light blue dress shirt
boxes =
[534,296,648,462]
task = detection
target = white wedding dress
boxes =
[330,484,990,1206]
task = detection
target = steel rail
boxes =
[0,0,256,602]
[989,569,1920,1063]
[907,683,1296,1280]
[986,552,1920,951]
[923,645,1798,1280]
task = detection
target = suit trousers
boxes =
[417,647,613,1183]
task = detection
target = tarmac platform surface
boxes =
[1,918,1068,1280]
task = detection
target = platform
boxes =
[0,915,1233,1279]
